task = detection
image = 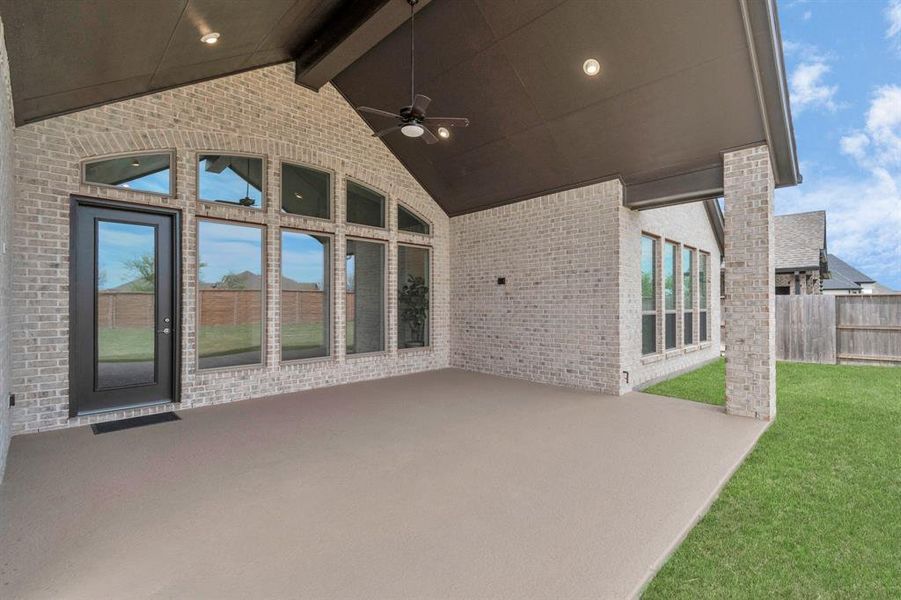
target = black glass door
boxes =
[70,198,178,415]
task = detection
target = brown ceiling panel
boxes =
[473,0,566,40]
[439,125,579,214]
[0,0,355,125]
[0,0,185,100]
[156,0,295,71]
[335,0,495,109]
[544,50,764,185]
[1,0,797,210]
[498,0,749,122]
[17,75,155,126]
[334,0,778,215]
[150,55,252,91]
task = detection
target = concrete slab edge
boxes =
[628,415,773,599]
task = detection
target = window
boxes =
[345,239,384,354]
[664,242,677,349]
[346,181,385,228]
[700,252,709,342]
[398,205,430,234]
[198,154,264,208]
[197,221,264,369]
[281,162,330,219]
[281,231,330,361]
[641,236,657,355]
[398,245,430,348]
[83,152,173,195]
[683,247,694,345]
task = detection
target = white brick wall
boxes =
[11,63,450,433]
[0,17,14,480]
[449,180,720,394]
[620,202,722,392]
[4,57,737,441]
[450,181,624,393]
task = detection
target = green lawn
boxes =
[99,323,333,361]
[643,359,901,598]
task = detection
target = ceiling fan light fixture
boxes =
[583,58,601,76]
[401,123,425,138]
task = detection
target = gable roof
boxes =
[826,253,876,285]
[822,268,860,291]
[774,211,826,271]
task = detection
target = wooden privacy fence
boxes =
[100,290,349,327]
[775,294,901,365]
[835,295,901,366]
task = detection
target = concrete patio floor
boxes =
[0,368,767,599]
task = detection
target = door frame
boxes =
[68,195,182,417]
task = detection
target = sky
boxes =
[775,0,901,289]
[98,221,155,289]
[198,220,262,284]
[120,169,169,195]
[282,231,327,287]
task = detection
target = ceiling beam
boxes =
[295,0,430,91]
[623,165,724,210]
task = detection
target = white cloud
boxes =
[840,85,901,170]
[864,85,901,165]
[887,0,901,54]
[790,61,839,113]
[803,10,812,21]
[839,132,869,162]
[801,85,901,289]
[776,173,901,289]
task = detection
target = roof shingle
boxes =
[774,211,826,270]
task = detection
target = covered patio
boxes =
[0,369,766,599]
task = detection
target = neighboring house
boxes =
[774,211,828,295]
[823,254,894,295]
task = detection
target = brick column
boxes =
[723,145,776,420]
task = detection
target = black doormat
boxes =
[91,412,181,434]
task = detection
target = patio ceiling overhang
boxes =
[0,0,799,217]
[333,0,800,216]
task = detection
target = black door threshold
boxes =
[91,412,181,434]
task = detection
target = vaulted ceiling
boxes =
[0,0,798,216]
[333,0,798,215]
[0,0,377,125]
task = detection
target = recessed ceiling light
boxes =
[401,123,425,138]
[294,192,303,199]
[201,32,220,45]
[437,127,451,139]
[130,158,140,167]
[583,58,601,76]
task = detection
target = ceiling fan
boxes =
[356,0,469,144]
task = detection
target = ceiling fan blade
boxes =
[422,116,470,127]
[411,94,431,115]
[372,125,402,138]
[357,106,400,119]
[420,127,439,144]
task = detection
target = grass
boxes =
[643,359,901,598]
[99,323,335,361]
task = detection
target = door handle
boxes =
[158,327,171,335]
